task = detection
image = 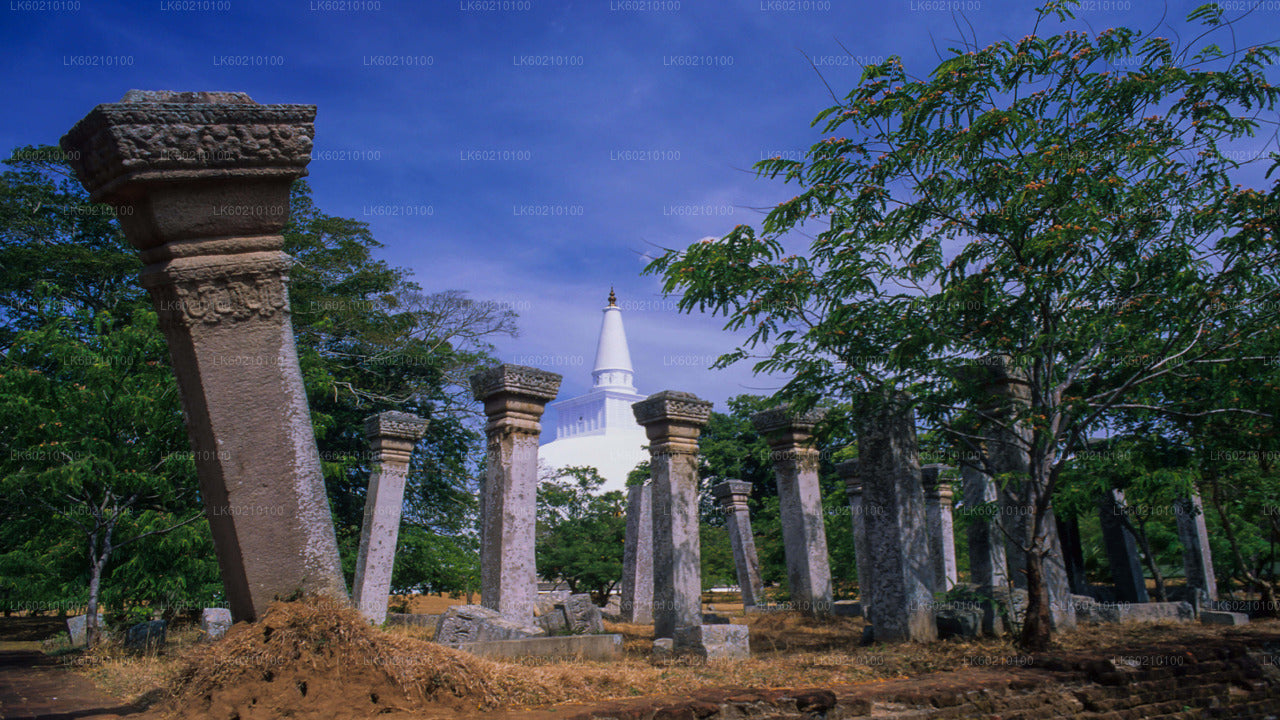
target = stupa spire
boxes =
[593,288,634,390]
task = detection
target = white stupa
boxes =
[538,289,649,492]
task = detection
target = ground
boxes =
[0,597,1277,720]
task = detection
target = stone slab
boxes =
[833,600,863,618]
[457,633,623,661]
[1074,600,1193,624]
[674,624,750,660]
[384,613,439,628]
[1200,610,1249,626]
[66,614,104,646]
[433,604,545,648]
[124,620,167,651]
[200,608,233,640]
[564,593,605,634]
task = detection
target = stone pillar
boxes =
[857,395,936,642]
[980,357,1076,629]
[352,411,428,624]
[469,364,562,623]
[962,463,1008,591]
[632,391,711,640]
[751,406,833,618]
[1098,489,1149,603]
[1057,515,1089,595]
[60,90,346,622]
[920,465,958,592]
[620,483,654,623]
[1175,494,1218,605]
[711,480,764,608]
[837,460,873,617]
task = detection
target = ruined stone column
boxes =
[633,391,711,640]
[1057,515,1089,595]
[961,463,1008,591]
[1098,489,1149,603]
[711,480,764,608]
[979,357,1076,629]
[61,90,346,622]
[752,407,833,618]
[620,483,654,624]
[857,394,936,642]
[837,460,874,616]
[920,465,958,592]
[470,364,562,623]
[1174,494,1218,606]
[353,411,428,624]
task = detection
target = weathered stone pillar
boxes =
[857,395,936,642]
[1175,494,1218,605]
[61,90,346,621]
[353,411,427,624]
[752,407,833,618]
[632,391,711,640]
[711,480,764,608]
[837,460,874,616]
[921,465,958,592]
[470,364,562,623]
[1098,489,1149,603]
[620,483,654,624]
[1057,515,1089,595]
[980,357,1076,629]
[961,463,1007,591]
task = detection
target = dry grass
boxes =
[58,597,1280,718]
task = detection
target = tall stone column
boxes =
[857,394,936,642]
[620,483,654,623]
[633,391,711,640]
[1174,494,1218,606]
[712,480,764,608]
[837,460,874,616]
[61,90,346,622]
[920,465,958,592]
[980,357,1076,629]
[751,407,833,618]
[1057,515,1089,594]
[469,364,562,623]
[353,411,428,624]
[961,463,1007,591]
[1098,489,1149,603]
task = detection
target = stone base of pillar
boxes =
[673,624,750,660]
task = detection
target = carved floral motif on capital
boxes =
[469,364,562,403]
[364,411,429,443]
[750,405,827,436]
[631,390,712,427]
[60,92,316,201]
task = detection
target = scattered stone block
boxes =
[66,614,104,646]
[702,612,731,625]
[124,620,167,651]
[534,607,569,634]
[384,613,438,629]
[935,606,982,640]
[1076,600,1193,624]
[1200,610,1249,626]
[201,608,233,640]
[833,600,863,618]
[433,605,545,648]
[674,624,750,660]
[563,593,604,634]
[457,634,623,661]
[652,637,674,658]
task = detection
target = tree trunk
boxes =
[1207,474,1279,618]
[86,554,107,650]
[1131,517,1167,602]
[1020,546,1052,651]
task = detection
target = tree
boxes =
[645,1,1279,648]
[535,466,626,605]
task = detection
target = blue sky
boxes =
[2,0,1276,418]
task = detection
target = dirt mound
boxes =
[152,597,552,719]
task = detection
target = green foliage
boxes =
[536,467,626,605]
[645,1,1280,645]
